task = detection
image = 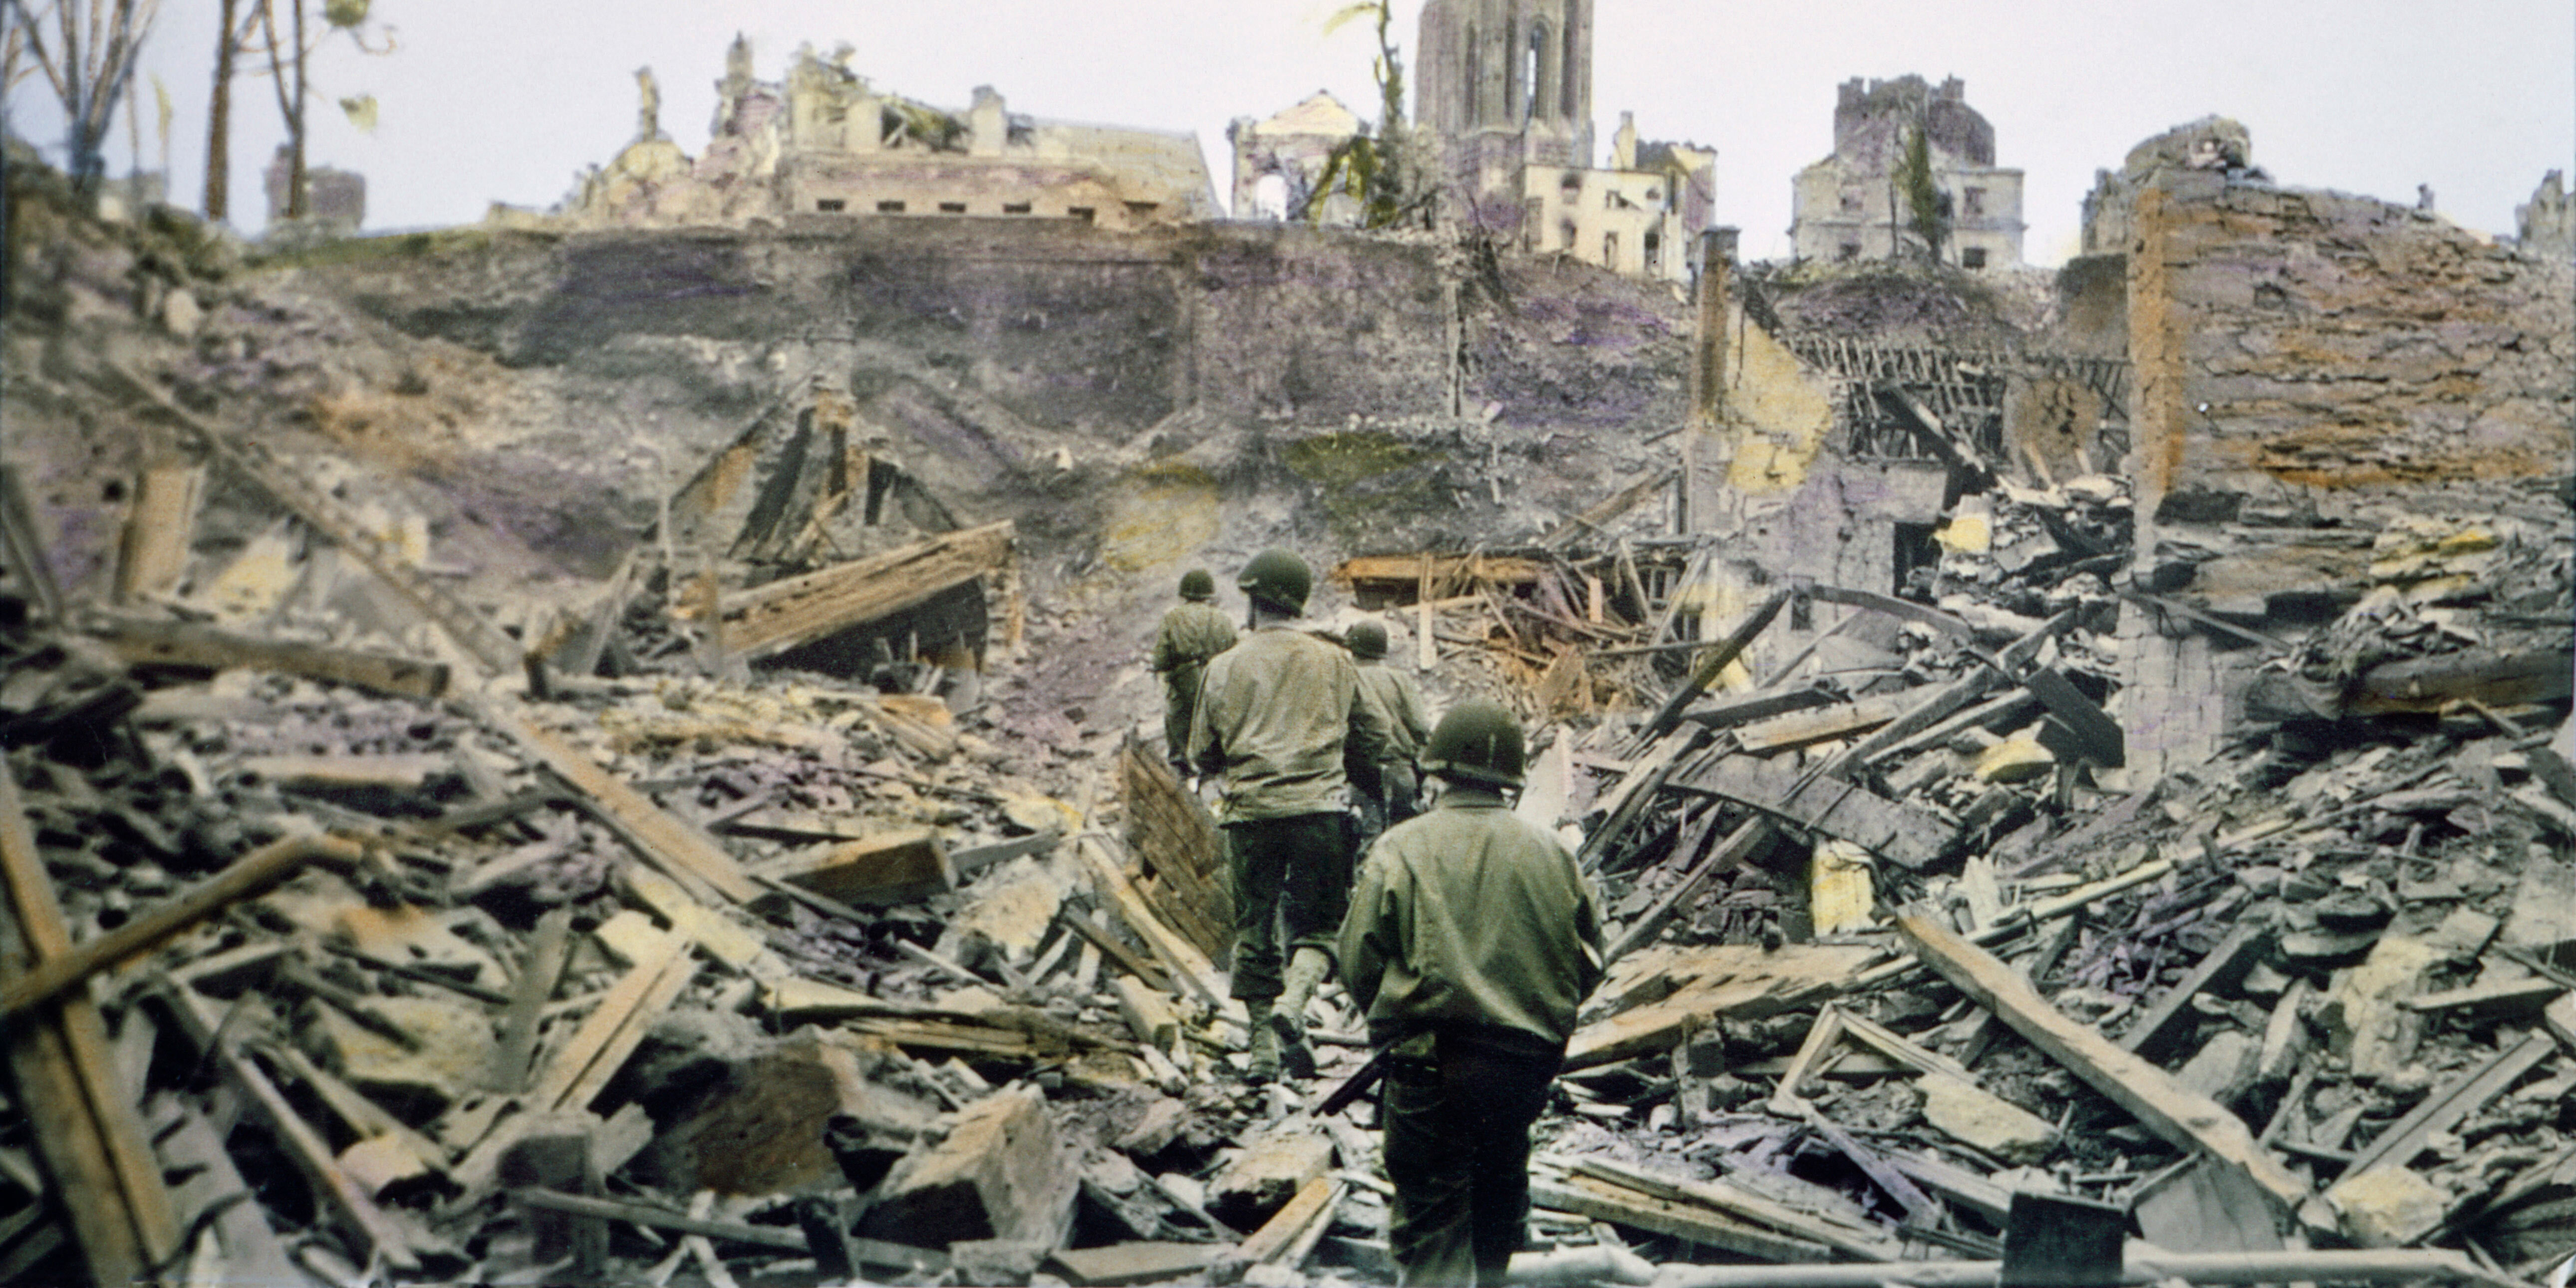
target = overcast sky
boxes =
[27,0,2576,265]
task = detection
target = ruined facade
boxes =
[2079,115,2257,256]
[532,38,1217,234]
[2518,169,2575,259]
[1416,0,1710,285]
[264,145,366,235]
[1225,91,1367,225]
[1790,76,2023,270]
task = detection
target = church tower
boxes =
[1416,0,1593,227]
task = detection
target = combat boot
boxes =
[1272,948,1329,1080]
[1244,999,1279,1084]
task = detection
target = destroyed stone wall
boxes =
[2127,170,2576,595]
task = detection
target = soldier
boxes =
[1189,549,1390,1082]
[1340,701,1605,1287]
[1148,568,1234,775]
[1345,619,1432,856]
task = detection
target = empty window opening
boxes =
[1527,22,1552,123]
[938,201,967,213]
[1837,241,1860,262]
[1962,247,1989,269]
[1559,1,1581,118]
[816,199,846,212]
[1560,219,1577,252]
[1002,202,1032,215]
[1603,231,1619,266]
[1840,189,1865,214]
[1963,187,1986,217]
[1067,206,1096,223]
[876,200,906,213]
[1125,201,1159,219]
[1644,230,1661,272]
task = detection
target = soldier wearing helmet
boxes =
[1148,568,1235,775]
[1339,700,1604,1287]
[1344,618,1432,856]
[1188,549,1392,1083]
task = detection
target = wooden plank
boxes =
[1231,1173,1336,1264]
[721,520,1015,658]
[512,1188,808,1251]
[1894,911,2312,1216]
[1529,1172,1835,1264]
[481,699,772,909]
[1571,1155,1901,1261]
[2350,645,2575,715]
[92,615,450,699]
[486,909,572,1094]
[1333,553,1548,589]
[2342,1021,2563,1177]
[0,834,362,1019]
[2117,922,2274,1063]
[1640,588,1792,744]
[158,980,425,1271]
[2022,666,2125,767]
[0,768,181,1283]
[1734,691,1917,754]
[150,1095,301,1287]
[753,828,953,906]
[1671,754,1948,869]
[1569,946,1874,1068]
[1059,911,1173,992]
[1680,686,1838,729]
[116,460,205,601]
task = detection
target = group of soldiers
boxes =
[1149,551,1606,1288]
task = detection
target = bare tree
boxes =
[212,0,386,223]
[3,0,163,195]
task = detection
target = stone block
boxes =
[1917,1075,2057,1165]
[2327,1165,2450,1248]
[656,1026,938,1197]
[1207,1125,1333,1228]
[861,1084,1076,1249]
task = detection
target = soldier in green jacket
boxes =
[1149,568,1235,774]
[1345,619,1432,856]
[1189,549,1391,1082]
[1340,700,1605,1287]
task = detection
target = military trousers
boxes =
[1381,1030,1561,1287]
[1222,813,1350,1001]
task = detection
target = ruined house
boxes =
[530,36,1217,234]
[263,144,366,237]
[1227,91,1369,225]
[1790,75,2025,271]
[1415,0,1713,285]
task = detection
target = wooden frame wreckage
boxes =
[0,346,2570,1286]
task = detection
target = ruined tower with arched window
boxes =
[1417,0,1594,231]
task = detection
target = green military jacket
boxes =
[1188,624,1391,823]
[1354,662,1433,764]
[1340,786,1606,1051]
[1149,601,1236,700]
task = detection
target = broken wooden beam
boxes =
[1048,1242,1223,1288]
[859,1084,1076,1248]
[1669,753,1948,869]
[91,616,451,700]
[2116,922,2275,1064]
[1639,588,1792,744]
[721,520,1015,659]
[1734,691,1919,755]
[478,698,772,909]
[0,768,184,1285]
[1894,911,2314,1218]
[752,827,953,906]
[2349,644,2575,715]
[2341,1001,2570,1178]
[1601,815,1777,964]
[0,833,363,1019]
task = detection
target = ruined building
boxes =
[1415,0,1713,284]
[1225,91,1369,225]
[1790,75,2024,270]
[263,144,366,236]
[528,37,1217,233]
[2519,169,2575,259]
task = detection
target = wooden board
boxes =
[1895,912,2312,1215]
[1569,946,1878,1069]
[482,699,771,909]
[752,828,953,906]
[722,521,1015,659]
[1671,753,1948,869]
[1529,1173,1834,1263]
[94,616,450,700]
[1733,691,1918,754]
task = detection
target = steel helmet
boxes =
[1347,620,1389,660]
[1236,549,1312,614]
[1178,568,1216,601]
[1422,700,1525,789]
